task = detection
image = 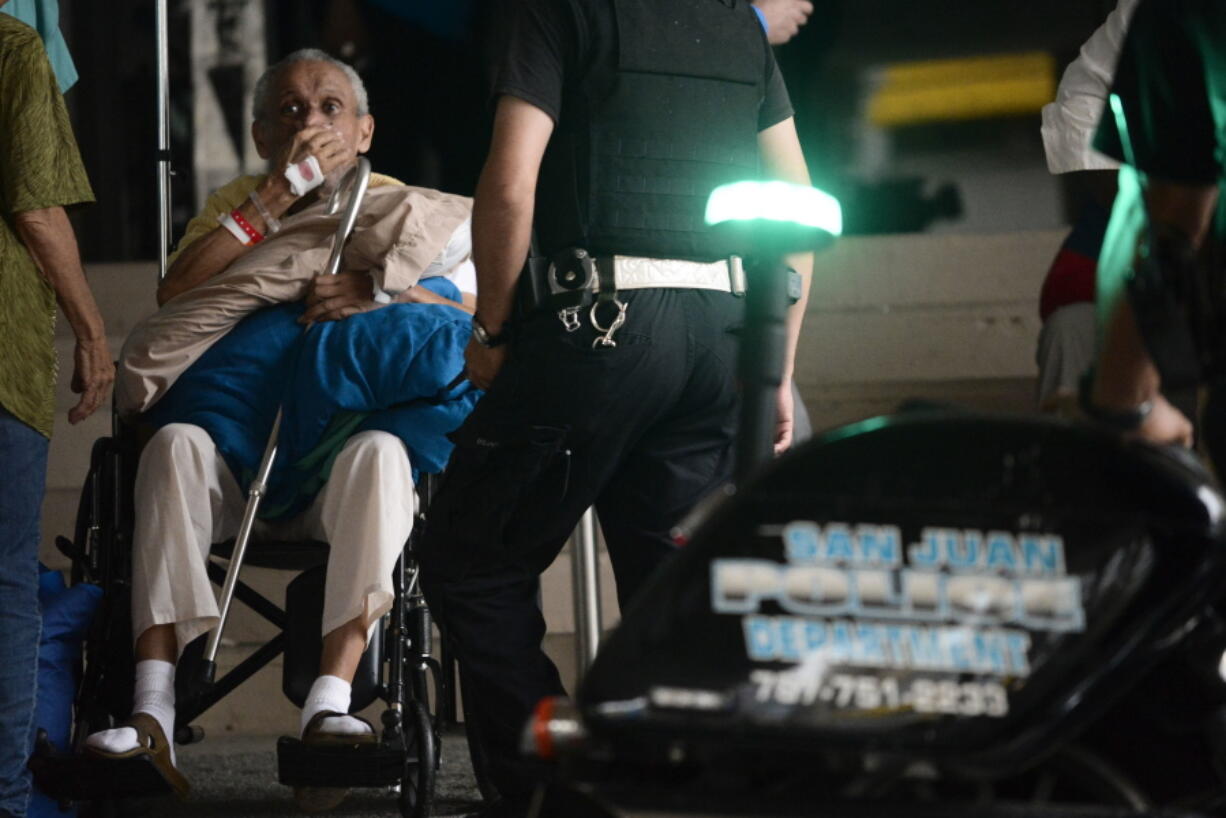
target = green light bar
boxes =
[704,180,843,236]
[1108,93,1137,168]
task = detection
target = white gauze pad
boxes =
[284,155,325,197]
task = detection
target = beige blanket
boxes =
[116,184,472,414]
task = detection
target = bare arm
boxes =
[463,96,555,389]
[758,116,814,451]
[158,125,353,306]
[398,284,475,314]
[1092,178,1217,444]
[159,175,297,306]
[472,96,554,332]
[14,206,113,423]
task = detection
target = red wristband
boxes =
[230,209,264,244]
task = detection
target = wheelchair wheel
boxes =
[398,699,436,818]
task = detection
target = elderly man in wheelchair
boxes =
[76,49,477,808]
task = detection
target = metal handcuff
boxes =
[558,305,582,332]
[556,299,627,346]
[589,298,628,347]
[549,249,629,347]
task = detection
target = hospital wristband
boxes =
[217,211,254,246]
[248,190,281,234]
[230,209,263,245]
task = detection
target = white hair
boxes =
[252,48,369,122]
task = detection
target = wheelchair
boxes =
[28,161,457,818]
[29,412,447,818]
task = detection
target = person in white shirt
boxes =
[1035,0,1139,411]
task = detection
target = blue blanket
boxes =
[148,277,479,519]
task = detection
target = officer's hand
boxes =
[773,381,795,454]
[464,337,507,390]
[1131,393,1194,448]
[299,271,380,324]
[753,0,813,45]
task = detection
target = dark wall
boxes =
[265,0,505,196]
[63,0,192,263]
[59,0,1122,259]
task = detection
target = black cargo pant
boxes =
[418,287,742,800]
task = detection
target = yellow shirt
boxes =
[0,16,95,437]
[168,171,402,268]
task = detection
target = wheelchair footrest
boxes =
[29,749,175,802]
[277,736,409,788]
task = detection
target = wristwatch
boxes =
[786,267,803,305]
[1078,368,1153,431]
[472,315,511,348]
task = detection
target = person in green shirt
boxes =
[0,9,111,818]
[1084,0,1224,447]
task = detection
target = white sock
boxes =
[300,674,373,738]
[85,660,177,764]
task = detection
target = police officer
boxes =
[417,1,812,814]
[1084,0,1221,447]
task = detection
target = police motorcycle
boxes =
[515,181,1226,817]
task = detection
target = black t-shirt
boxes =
[494,0,794,132]
[1094,0,1226,189]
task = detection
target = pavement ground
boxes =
[169,728,483,818]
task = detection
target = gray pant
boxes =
[1036,303,1097,410]
[791,380,813,444]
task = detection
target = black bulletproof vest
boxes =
[535,0,768,262]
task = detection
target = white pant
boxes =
[1036,302,1097,410]
[130,423,414,653]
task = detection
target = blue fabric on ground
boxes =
[147,277,479,520]
[37,568,100,645]
[29,566,101,818]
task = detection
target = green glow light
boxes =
[820,414,892,445]
[1095,94,1148,343]
[704,181,843,236]
[1096,164,1147,342]
[1108,93,1137,168]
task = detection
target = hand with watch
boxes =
[1079,367,1193,447]
[464,315,512,389]
[471,314,512,348]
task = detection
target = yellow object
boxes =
[867,52,1057,127]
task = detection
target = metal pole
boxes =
[735,257,790,481]
[322,159,371,269]
[198,411,280,686]
[156,0,172,281]
[571,508,603,681]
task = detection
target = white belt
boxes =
[593,255,746,295]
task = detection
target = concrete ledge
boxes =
[808,230,1062,309]
[800,376,1037,435]
[797,229,1060,432]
